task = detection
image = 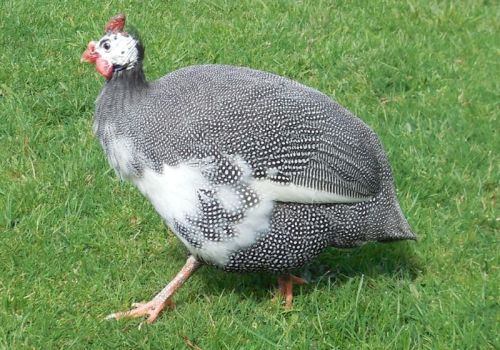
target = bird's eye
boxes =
[103,42,111,50]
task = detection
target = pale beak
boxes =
[81,41,98,63]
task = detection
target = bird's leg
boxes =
[276,274,306,309]
[106,255,201,323]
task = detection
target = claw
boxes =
[105,256,200,323]
[105,299,170,323]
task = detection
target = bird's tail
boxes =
[324,150,415,248]
[362,150,416,243]
[370,195,416,242]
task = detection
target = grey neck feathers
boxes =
[107,63,148,91]
[95,62,150,137]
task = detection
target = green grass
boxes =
[1,0,498,348]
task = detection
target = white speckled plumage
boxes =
[86,17,415,274]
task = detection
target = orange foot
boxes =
[105,256,201,323]
[106,298,175,324]
[275,274,307,309]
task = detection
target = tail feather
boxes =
[376,203,416,242]
[364,138,415,243]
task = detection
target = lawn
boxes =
[0,0,498,348]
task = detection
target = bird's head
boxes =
[81,14,144,80]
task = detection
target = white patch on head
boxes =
[252,179,371,203]
[96,32,139,69]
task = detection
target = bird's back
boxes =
[137,65,382,197]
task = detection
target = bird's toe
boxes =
[105,298,175,323]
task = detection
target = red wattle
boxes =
[96,57,113,80]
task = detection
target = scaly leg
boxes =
[106,255,202,323]
[276,274,307,309]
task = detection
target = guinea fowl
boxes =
[81,14,415,323]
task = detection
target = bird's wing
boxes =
[260,112,383,203]
[150,65,384,204]
[217,85,384,204]
[191,109,383,205]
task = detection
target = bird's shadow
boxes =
[193,241,421,305]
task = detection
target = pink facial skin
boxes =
[95,57,113,79]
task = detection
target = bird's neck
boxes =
[94,62,149,134]
[97,63,149,114]
[107,63,148,91]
